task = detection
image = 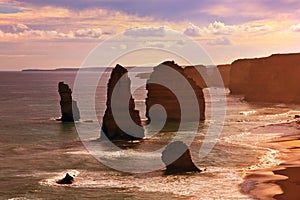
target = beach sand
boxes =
[243,121,300,200]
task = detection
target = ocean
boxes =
[0,70,296,200]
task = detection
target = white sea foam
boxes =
[40,168,252,199]
[239,110,257,116]
[248,148,283,171]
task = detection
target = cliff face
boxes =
[145,61,205,126]
[217,64,231,88]
[58,82,80,122]
[229,59,252,95]
[184,64,231,88]
[101,64,144,140]
[229,53,300,103]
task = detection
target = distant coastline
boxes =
[21,66,153,72]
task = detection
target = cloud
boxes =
[184,21,272,37]
[124,26,166,37]
[14,0,202,20]
[0,4,22,14]
[206,37,232,46]
[0,24,107,40]
[12,23,29,32]
[74,28,102,38]
[13,0,300,24]
[205,21,235,35]
[290,23,300,32]
[199,0,300,22]
[242,24,271,32]
[184,21,235,37]
[184,23,202,37]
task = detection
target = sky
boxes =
[0,0,300,70]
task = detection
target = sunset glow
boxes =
[0,0,300,70]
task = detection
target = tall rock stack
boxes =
[145,61,205,126]
[101,64,144,140]
[58,82,80,122]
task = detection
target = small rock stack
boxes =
[58,82,80,122]
[162,141,201,174]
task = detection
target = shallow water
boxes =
[0,71,297,199]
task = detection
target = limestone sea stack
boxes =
[58,82,80,122]
[101,64,144,140]
[145,61,205,124]
[229,53,300,103]
[162,141,201,174]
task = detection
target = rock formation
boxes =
[56,173,74,184]
[216,64,231,88]
[229,58,252,95]
[184,64,230,88]
[162,141,201,174]
[229,53,300,103]
[183,65,207,88]
[101,64,144,140]
[145,61,205,125]
[58,82,80,122]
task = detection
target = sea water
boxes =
[0,71,296,199]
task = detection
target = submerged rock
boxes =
[56,173,74,184]
[101,64,144,140]
[58,82,80,122]
[162,141,201,174]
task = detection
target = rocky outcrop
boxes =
[145,61,205,125]
[229,53,300,103]
[58,82,80,122]
[184,64,231,88]
[162,141,201,174]
[56,173,74,184]
[101,64,144,140]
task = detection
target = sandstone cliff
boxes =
[229,53,300,103]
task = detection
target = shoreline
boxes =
[242,121,300,200]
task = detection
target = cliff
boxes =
[183,64,231,88]
[229,53,300,103]
[145,61,205,126]
[101,64,144,140]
